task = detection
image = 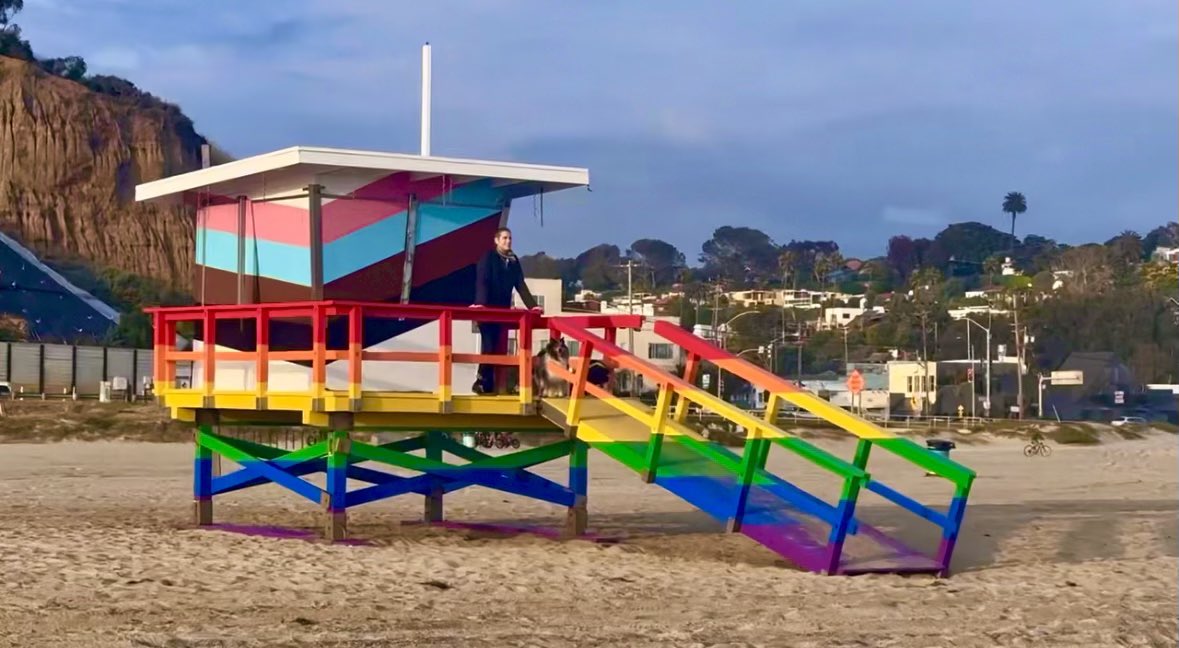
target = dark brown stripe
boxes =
[192,267,313,304]
[324,211,502,299]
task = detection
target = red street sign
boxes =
[846,370,865,394]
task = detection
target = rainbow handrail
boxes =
[548,317,869,574]
[548,318,866,481]
[652,319,975,575]
[144,300,642,417]
[653,321,974,478]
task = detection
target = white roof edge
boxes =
[134,146,302,202]
[135,145,589,203]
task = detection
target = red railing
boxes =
[144,300,642,411]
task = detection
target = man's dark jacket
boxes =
[474,249,537,309]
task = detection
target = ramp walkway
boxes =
[543,318,976,576]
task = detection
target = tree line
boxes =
[522,220,1178,297]
[522,217,1178,386]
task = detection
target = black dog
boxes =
[586,359,612,389]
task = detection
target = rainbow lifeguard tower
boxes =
[136,48,975,577]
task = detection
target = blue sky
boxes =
[19,0,1179,261]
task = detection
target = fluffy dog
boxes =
[532,338,571,397]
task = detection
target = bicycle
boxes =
[1023,438,1052,457]
[474,431,520,450]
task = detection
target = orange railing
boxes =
[145,300,642,412]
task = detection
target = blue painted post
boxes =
[424,431,444,522]
[564,438,589,537]
[727,436,769,533]
[936,477,974,577]
[822,475,863,575]
[324,430,349,540]
[194,425,213,525]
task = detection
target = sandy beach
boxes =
[0,433,1175,647]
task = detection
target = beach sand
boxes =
[0,433,1175,647]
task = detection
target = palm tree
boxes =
[778,250,799,289]
[813,253,833,288]
[1002,191,1027,259]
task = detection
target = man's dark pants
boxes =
[475,322,506,393]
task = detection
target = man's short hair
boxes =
[494,227,511,237]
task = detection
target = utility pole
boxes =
[842,326,849,370]
[625,257,634,356]
[796,318,804,381]
[1013,290,1023,419]
[967,323,975,418]
[921,311,930,417]
[616,257,642,394]
[711,281,721,397]
[963,316,991,418]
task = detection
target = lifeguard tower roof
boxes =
[136,145,589,204]
[133,145,588,308]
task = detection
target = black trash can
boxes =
[926,438,956,459]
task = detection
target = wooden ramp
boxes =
[540,397,944,575]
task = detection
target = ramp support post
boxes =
[852,439,872,470]
[673,352,701,422]
[424,431,444,522]
[822,475,864,575]
[565,340,594,429]
[726,435,770,533]
[564,438,588,537]
[935,477,973,577]
[641,384,674,483]
[324,430,350,541]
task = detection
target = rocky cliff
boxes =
[0,55,202,289]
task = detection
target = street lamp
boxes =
[717,310,761,347]
[713,310,762,399]
[961,316,992,418]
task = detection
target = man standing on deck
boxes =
[471,227,539,394]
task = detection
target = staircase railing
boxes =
[652,320,974,575]
[144,300,641,415]
[548,318,867,574]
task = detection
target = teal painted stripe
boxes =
[196,228,311,286]
[322,180,503,283]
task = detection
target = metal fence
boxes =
[0,342,154,397]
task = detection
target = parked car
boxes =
[1111,416,1147,427]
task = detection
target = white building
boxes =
[507,279,682,392]
[887,360,938,407]
[726,289,778,308]
[600,300,657,317]
[948,305,1009,320]
[1151,247,1179,263]
[821,303,885,329]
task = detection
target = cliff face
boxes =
[0,56,200,288]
